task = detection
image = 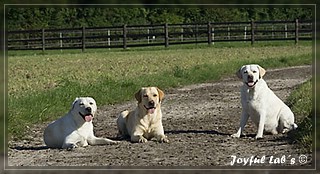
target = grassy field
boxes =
[287,80,313,153]
[8,42,313,141]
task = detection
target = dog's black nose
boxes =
[148,101,155,106]
[86,107,92,112]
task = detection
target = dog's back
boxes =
[43,114,73,148]
[117,110,130,138]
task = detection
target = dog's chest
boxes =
[243,90,263,114]
[247,98,260,109]
[76,122,93,138]
[140,114,159,131]
[141,115,155,127]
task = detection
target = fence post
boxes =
[244,26,247,41]
[271,25,274,38]
[212,27,215,45]
[147,28,150,44]
[123,24,127,49]
[107,29,110,50]
[59,32,62,52]
[251,20,255,45]
[195,24,198,44]
[82,26,85,52]
[207,22,212,45]
[42,28,45,52]
[164,23,169,47]
[228,25,230,41]
[295,19,299,45]
[285,24,288,38]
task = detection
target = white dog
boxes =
[231,64,298,139]
[117,87,169,143]
[43,97,117,150]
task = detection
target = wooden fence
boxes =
[7,19,313,51]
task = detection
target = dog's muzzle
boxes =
[144,101,156,114]
[246,76,258,88]
[79,107,93,122]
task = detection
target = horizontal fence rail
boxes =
[7,19,313,51]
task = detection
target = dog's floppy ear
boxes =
[236,66,243,79]
[135,89,142,103]
[156,87,165,102]
[258,65,266,78]
[71,97,79,110]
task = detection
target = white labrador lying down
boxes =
[117,87,169,143]
[44,97,117,150]
[231,64,298,139]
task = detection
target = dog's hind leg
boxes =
[116,111,129,138]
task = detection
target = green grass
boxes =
[8,40,311,57]
[7,42,313,140]
[8,44,312,97]
[286,80,313,153]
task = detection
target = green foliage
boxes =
[286,80,313,153]
[147,8,184,24]
[6,7,313,30]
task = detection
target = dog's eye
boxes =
[243,70,248,74]
[153,94,157,97]
[253,70,257,73]
[143,94,148,98]
[89,102,93,105]
[79,103,84,106]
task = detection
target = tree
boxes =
[147,8,184,24]
[5,7,313,30]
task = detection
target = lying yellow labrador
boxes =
[44,97,118,150]
[117,87,169,143]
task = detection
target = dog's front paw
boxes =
[255,135,263,140]
[138,137,148,143]
[131,135,148,143]
[271,129,278,135]
[105,138,120,144]
[110,140,120,144]
[231,133,240,138]
[66,144,77,151]
[158,136,169,143]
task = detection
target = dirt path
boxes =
[7,65,313,169]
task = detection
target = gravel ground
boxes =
[4,65,315,173]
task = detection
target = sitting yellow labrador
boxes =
[231,64,298,139]
[117,87,169,143]
[43,97,118,150]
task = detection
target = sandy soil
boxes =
[5,65,315,173]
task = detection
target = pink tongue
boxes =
[84,115,93,122]
[148,108,155,114]
[248,82,255,87]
